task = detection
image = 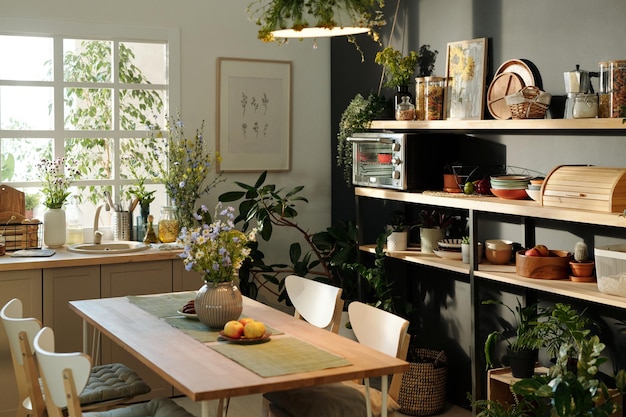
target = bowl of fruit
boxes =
[515,244,573,280]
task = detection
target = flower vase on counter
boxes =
[44,208,66,248]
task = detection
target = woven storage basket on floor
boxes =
[505,86,551,119]
[398,348,447,416]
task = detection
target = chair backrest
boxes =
[1,298,46,417]
[285,275,344,333]
[34,327,93,417]
[347,301,410,400]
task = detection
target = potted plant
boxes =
[336,93,386,185]
[483,299,548,378]
[511,335,626,417]
[416,209,455,254]
[541,303,592,367]
[570,241,595,282]
[375,46,419,110]
[386,210,410,251]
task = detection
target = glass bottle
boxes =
[395,96,416,120]
[66,195,84,245]
[158,206,179,243]
[143,214,159,244]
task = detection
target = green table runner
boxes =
[209,336,351,378]
[127,292,282,343]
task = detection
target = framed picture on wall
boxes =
[444,38,488,120]
[216,57,292,172]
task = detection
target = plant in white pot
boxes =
[386,210,410,252]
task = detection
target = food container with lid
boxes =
[572,93,598,118]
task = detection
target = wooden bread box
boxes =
[541,165,626,212]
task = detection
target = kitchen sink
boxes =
[67,241,149,254]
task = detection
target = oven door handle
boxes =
[347,136,394,144]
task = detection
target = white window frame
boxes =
[0,17,180,200]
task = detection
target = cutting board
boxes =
[0,184,25,215]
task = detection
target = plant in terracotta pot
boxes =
[569,241,595,281]
[483,299,548,378]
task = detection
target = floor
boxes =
[173,395,472,417]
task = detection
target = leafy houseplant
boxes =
[541,303,592,363]
[483,299,548,377]
[336,93,386,185]
[375,46,419,89]
[416,44,439,78]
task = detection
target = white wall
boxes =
[0,0,332,272]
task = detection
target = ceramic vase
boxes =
[420,227,444,254]
[195,281,243,329]
[387,231,408,251]
[43,208,66,248]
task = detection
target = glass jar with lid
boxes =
[609,60,626,118]
[573,93,598,119]
[415,77,426,120]
[158,206,179,243]
[395,96,416,120]
[424,76,445,120]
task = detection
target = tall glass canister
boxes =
[609,60,626,118]
[598,61,610,118]
[424,76,445,120]
[415,77,426,120]
[158,206,179,243]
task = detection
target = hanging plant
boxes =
[336,93,386,185]
[247,0,386,45]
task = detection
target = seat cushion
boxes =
[264,380,400,417]
[79,363,151,405]
[84,397,194,417]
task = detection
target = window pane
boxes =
[0,86,54,130]
[120,137,161,180]
[64,88,112,130]
[63,39,112,83]
[1,138,53,181]
[65,137,113,180]
[120,42,167,85]
[0,35,53,81]
[119,89,166,130]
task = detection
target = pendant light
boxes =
[248,0,386,42]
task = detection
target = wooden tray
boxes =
[487,72,525,120]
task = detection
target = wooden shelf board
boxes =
[370,118,626,132]
[360,245,470,275]
[355,187,626,228]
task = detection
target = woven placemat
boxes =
[127,292,196,318]
[210,336,351,378]
[422,190,487,198]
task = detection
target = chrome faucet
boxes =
[93,204,109,244]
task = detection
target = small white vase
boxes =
[44,208,67,248]
[420,227,444,254]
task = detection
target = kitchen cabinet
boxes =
[356,118,626,405]
[0,270,42,417]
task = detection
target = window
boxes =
[0,19,180,231]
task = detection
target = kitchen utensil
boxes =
[564,64,595,94]
[487,72,525,119]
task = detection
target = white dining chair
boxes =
[34,326,195,417]
[284,274,344,333]
[1,298,151,417]
[262,301,410,417]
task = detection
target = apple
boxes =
[243,320,266,339]
[534,244,550,257]
[223,320,244,338]
[524,247,541,257]
[238,317,255,326]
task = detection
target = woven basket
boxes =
[398,348,447,416]
[505,86,551,119]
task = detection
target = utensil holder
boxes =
[112,211,131,241]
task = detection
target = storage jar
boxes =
[158,206,179,243]
[424,76,445,120]
[415,77,425,120]
[395,96,416,121]
[572,93,598,118]
[609,60,626,118]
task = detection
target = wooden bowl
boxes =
[515,250,573,280]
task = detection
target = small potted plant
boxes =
[483,299,548,378]
[386,210,410,252]
[375,46,419,110]
[569,241,595,282]
[541,303,593,367]
[416,209,455,254]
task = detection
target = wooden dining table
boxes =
[69,292,409,417]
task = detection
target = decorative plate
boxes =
[438,238,463,249]
[433,249,463,260]
[177,310,198,320]
[218,330,272,344]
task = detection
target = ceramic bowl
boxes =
[485,239,513,264]
[525,189,541,201]
[491,188,529,200]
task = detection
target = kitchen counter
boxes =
[0,244,183,271]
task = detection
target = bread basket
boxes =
[505,86,551,119]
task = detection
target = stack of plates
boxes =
[433,238,463,260]
[490,175,532,200]
[525,178,544,201]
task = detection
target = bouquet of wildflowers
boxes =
[36,158,81,209]
[178,203,257,285]
[149,113,223,230]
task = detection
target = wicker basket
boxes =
[505,86,551,119]
[398,348,447,416]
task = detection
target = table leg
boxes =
[381,375,388,417]
[200,399,226,417]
